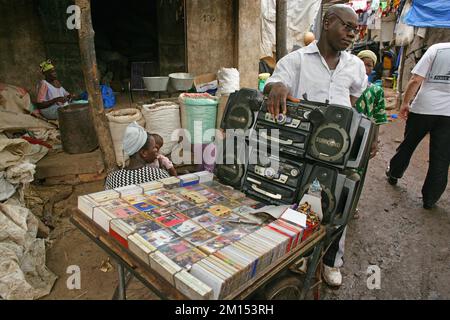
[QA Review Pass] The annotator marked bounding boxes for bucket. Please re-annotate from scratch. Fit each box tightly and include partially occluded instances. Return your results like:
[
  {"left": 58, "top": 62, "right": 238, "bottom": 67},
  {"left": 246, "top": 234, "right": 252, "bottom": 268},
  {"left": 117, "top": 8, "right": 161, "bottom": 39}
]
[
  {"left": 58, "top": 103, "right": 98, "bottom": 154},
  {"left": 142, "top": 77, "right": 170, "bottom": 92}
]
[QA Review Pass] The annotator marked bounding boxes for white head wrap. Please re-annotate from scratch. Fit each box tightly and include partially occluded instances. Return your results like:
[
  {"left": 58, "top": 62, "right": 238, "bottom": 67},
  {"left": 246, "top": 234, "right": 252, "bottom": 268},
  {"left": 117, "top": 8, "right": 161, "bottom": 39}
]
[
  {"left": 122, "top": 122, "right": 148, "bottom": 156},
  {"left": 357, "top": 50, "right": 377, "bottom": 65}
]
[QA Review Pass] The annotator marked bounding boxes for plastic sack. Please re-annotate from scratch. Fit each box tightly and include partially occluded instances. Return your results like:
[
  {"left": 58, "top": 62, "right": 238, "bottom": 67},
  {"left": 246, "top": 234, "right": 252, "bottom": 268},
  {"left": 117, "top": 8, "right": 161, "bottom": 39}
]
[
  {"left": 79, "top": 84, "right": 116, "bottom": 109},
  {"left": 142, "top": 102, "right": 181, "bottom": 156},
  {"left": 106, "top": 108, "right": 145, "bottom": 166},
  {"left": 217, "top": 68, "right": 240, "bottom": 96},
  {"left": 178, "top": 93, "right": 219, "bottom": 144},
  {"left": 100, "top": 85, "right": 116, "bottom": 109},
  {"left": 395, "top": 2, "right": 414, "bottom": 46}
]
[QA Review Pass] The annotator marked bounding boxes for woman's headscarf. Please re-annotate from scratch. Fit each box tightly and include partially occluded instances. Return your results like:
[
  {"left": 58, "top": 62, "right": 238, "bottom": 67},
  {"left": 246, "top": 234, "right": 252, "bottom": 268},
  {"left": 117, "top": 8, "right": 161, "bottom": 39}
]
[
  {"left": 357, "top": 50, "right": 377, "bottom": 65},
  {"left": 122, "top": 122, "right": 148, "bottom": 156},
  {"left": 39, "top": 60, "right": 55, "bottom": 73}
]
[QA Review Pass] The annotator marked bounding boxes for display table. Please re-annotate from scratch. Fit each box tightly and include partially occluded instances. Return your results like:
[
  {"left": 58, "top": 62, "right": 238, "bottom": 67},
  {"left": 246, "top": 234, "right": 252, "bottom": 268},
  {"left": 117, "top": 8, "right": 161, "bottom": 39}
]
[{"left": 71, "top": 209, "right": 326, "bottom": 300}]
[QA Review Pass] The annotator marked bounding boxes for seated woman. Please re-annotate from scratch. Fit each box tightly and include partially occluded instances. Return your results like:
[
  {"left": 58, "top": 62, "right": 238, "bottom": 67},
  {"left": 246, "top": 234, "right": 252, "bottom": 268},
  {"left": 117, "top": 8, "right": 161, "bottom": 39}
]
[
  {"left": 105, "top": 122, "right": 170, "bottom": 189},
  {"left": 35, "top": 60, "right": 75, "bottom": 120},
  {"left": 355, "top": 50, "right": 389, "bottom": 158}
]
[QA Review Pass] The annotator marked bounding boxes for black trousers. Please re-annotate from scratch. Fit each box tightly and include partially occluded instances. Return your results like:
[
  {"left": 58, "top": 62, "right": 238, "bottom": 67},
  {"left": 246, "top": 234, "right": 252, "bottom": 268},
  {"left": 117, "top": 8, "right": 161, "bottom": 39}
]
[{"left": 389, "top": 112, "right": 450, "bottom": 205}]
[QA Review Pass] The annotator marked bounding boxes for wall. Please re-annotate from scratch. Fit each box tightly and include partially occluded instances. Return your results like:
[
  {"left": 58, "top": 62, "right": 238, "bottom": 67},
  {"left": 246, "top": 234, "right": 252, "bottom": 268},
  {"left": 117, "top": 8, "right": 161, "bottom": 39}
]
[
  {"left": 186, "top": 0, "right": 235, "bottom": 76},
  {"left": 0, "top": 0, "right": 47, "bottom": 94},
  {"left": 157, "top": 0, "right": 186, "bottom": 75},
  {"left": 186, "top": 0, "right": 260, "bottom": 89},
  {"left": 38, "top": 0, "right": 84, "bottom": 94},
  {"left": 237, "top": 0, "right": 261, "bottom": 88}
]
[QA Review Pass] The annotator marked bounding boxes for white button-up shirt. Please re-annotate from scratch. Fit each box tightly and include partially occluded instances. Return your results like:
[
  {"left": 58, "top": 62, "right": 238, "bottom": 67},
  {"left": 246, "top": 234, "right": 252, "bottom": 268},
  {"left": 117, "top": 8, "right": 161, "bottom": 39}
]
[{"left": 265, "top": 41, "right": 367, "bottom": 107}]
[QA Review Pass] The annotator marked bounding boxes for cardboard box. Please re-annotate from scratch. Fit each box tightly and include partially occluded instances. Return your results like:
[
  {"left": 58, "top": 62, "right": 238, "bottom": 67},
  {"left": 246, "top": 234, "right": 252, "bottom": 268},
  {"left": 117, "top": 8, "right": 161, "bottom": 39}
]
[{"left": 194, "top": 73, "right": 218, "bottom": 93}]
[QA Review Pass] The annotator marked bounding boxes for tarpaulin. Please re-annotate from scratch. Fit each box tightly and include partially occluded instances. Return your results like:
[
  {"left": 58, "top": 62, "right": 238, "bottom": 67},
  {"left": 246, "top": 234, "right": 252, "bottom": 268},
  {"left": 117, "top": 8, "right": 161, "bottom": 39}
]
[
  {"left": 0, "top": 199, "right": 57, "bottom": 300},
  {"left": 404, "top": 0, "right": 450, "bottom": 28}
]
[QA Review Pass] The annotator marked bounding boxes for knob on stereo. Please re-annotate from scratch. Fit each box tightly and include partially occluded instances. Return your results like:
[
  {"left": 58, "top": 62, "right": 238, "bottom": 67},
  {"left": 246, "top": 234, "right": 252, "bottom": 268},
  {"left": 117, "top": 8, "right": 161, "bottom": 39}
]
[
  {"left": 303, "top": 111, "right": 311, "bottom": 120},
  {"left": 276, "top": 113, "right": 287, "bottom": 124},
  {"left": 265, "top": 167, "right": 277, "bottom": 178}
]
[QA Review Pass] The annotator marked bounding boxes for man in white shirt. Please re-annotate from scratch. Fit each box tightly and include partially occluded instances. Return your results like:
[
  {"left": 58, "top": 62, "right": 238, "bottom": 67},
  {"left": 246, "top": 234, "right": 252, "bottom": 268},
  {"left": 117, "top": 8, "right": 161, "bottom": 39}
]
[
  {"left": 386, "top": 43, "right": 450, "bottom": 210},
  {"left": 264, "top": 4, "right": 366, "bottom": 287}
]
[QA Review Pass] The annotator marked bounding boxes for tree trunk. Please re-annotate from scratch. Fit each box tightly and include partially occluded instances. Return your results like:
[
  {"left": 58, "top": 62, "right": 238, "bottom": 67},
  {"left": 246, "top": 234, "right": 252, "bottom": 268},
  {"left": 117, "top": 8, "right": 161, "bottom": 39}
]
[
  {"left": 75, "top": 0, "right": 117, "bottom": 173},
  {"left": 276, "top": 0, "right": 288, "bottom": 61}
]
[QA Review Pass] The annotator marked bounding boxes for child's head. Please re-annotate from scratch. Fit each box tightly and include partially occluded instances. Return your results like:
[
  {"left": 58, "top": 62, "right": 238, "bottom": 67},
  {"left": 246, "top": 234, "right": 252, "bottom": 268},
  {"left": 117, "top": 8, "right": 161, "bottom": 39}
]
[{"left": 151, "top": 133, "right": 164, "bottom": 151}]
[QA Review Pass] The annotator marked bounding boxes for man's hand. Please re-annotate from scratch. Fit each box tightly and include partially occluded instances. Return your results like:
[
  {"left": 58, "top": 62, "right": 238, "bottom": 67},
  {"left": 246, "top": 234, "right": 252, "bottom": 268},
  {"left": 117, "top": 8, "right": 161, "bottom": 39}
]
[
  {"left": 399, "top": 102, "right": 410, "bottom": 120},
  {"left": 399, "top": 74, "right": 424, "bottom": 120},
  {"left": 265, "top": 82, "right": 289, "bottom": 118}
]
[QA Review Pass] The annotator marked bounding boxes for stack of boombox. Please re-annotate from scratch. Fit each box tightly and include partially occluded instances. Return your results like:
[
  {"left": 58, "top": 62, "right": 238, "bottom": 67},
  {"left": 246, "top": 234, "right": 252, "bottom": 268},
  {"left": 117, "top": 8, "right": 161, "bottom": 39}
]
[{"left": 215, "top": 89, "right": 375, "bottom": 225}]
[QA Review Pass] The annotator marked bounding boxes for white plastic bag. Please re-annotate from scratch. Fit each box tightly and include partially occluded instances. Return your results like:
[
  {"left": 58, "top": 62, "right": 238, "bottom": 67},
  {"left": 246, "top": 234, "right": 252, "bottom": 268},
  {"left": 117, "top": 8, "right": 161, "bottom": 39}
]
[
  {"left": 217, "top": 68, "right": 240, "bottom": 96},
  {"left": 395, "top": 2, "right": 414, "bottom": 46}
]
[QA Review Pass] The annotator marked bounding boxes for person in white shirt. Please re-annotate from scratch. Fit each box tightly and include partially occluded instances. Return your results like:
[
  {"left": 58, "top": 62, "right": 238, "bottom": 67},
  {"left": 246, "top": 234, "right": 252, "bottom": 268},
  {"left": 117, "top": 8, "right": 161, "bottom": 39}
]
[
  {"left": 264, "top": 4, "right": 366, "bottom": 287},
  {"left": 386, "top": 43, "right": 450, "bottom": 210}
]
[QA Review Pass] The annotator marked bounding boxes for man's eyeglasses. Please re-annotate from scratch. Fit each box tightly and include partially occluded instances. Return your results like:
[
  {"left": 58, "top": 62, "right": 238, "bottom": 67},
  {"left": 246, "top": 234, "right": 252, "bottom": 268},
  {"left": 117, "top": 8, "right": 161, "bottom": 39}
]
[{"left": 331, "top": 14, "right": 359, "bottom": 34}]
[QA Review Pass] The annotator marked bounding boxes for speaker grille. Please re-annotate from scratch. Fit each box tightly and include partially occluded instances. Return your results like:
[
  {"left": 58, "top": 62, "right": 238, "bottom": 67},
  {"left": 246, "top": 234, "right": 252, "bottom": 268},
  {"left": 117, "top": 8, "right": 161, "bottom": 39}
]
[
  {"left": 308, "top": 123, "right": 350, "bottom": 163},
  {"left": 225, "top": 103, "right": 254, "bottom": 130}
]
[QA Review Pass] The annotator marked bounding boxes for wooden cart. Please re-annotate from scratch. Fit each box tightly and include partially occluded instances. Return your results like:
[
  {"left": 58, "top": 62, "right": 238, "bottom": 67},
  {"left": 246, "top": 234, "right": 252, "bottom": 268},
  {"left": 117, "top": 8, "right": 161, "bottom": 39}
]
[{"left": 71, "top": 209, "right": 327, "bottom": 300}]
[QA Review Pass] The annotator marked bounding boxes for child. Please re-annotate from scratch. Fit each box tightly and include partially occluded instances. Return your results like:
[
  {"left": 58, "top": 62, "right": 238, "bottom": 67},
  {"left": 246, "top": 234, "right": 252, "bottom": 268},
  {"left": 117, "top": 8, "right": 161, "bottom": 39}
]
[{"left": 149, "top": 134, "right": 177, "bottom": 176}]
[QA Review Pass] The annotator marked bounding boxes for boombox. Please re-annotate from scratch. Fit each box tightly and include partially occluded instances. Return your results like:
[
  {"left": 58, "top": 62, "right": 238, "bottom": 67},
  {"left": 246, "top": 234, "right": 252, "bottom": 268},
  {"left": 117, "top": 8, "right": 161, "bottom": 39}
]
[
  {"left": 251, "top": 99, "right": 374, "bottom": 170},
  {"left": 217, "top": 89, "right": 374, "bottom": 226},
  {"left": 220, "top": 88, "right": 264, "bottom": 132}
]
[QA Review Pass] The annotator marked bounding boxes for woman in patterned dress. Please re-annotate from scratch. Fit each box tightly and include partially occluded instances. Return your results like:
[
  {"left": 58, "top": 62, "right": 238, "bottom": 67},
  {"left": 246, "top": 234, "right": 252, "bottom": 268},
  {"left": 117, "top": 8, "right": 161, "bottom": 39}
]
[{"left": 355, "top": 50, "right": 389, "bottom": 158}]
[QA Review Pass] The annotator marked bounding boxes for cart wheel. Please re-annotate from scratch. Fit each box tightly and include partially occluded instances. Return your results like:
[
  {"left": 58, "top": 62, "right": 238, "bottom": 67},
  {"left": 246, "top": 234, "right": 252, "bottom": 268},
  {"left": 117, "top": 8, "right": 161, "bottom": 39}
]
[{"left": 262, "top": 275, "right": 303, "bottom": 300}]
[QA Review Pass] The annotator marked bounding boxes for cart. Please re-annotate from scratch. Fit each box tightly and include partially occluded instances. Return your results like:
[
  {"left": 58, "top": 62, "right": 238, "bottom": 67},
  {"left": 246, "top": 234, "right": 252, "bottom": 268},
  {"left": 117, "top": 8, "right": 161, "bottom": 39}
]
[{"left": 71, "top": 209, "right": 327, "bottom": 300}]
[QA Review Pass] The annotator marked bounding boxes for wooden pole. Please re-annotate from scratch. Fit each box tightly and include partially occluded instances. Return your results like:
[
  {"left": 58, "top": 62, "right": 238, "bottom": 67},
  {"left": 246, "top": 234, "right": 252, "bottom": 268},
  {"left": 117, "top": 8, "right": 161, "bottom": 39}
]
[
  {"left": 276, "top": 0, "right": 288, "bottom": 61},
  {"left": 396, "top": 45, "right": 407, "bottom": 111},
  {"left": 76, "top": 0, "right": 117, "bottom": 173}
]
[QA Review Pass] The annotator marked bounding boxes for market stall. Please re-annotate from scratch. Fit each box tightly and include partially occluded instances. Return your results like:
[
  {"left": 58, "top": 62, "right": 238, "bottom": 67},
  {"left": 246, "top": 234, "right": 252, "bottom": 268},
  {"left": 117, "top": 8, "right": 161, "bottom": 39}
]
[{"left": 73, "top": 173, "right": 327, "bottom": 300}]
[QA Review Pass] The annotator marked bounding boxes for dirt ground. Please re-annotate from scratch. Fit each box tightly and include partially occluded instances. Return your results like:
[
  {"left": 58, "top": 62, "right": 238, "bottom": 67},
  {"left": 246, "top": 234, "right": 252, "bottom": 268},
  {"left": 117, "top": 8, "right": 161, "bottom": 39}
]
[
  {"left": 322, "top": 118, "right": 450, "bottom": 300},
  {"left": 40, "top": 91, "right": 449, "bottom": 300}
]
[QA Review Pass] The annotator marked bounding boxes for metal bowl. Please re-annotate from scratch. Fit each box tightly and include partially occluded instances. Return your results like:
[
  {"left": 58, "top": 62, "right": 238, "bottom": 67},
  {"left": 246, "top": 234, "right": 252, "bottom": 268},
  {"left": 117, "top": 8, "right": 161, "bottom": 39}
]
[
  {"left": 169, "top": 73, "right": 195, "bottom": 91},
  {"left": 142, "top": 76, "right": 169, "bottom": 92}
]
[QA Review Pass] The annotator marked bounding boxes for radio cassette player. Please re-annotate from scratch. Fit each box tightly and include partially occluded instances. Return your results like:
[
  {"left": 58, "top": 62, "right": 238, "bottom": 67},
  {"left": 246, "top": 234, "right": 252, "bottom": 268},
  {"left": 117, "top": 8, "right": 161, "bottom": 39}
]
[
  {"left": 242, "top": 152, "right": 306, "bottom": 205},
  {"left": 249, "top": 100, "right": 315, "bottom": 159},
  {"left": 251, "top": 99, "right": 374, "bottom": 170},
  {"left": 258, "top": 101, "right": 314, "bottom": 132},
  {"left": 246, "top": 152, "right": 305, "bottom": 189}
]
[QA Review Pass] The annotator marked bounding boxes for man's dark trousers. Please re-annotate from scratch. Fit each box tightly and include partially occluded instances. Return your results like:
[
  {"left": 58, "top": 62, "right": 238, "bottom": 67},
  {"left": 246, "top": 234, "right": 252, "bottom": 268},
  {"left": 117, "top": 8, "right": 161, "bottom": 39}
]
[{"left": 389, "top": 112, "right": 450, "bottom": 205}]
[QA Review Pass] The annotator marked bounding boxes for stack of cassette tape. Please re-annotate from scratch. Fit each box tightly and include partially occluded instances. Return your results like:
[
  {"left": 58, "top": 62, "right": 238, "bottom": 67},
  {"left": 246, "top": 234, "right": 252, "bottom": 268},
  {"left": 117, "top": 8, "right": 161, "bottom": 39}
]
[
  {"left": 217, "top": 89, "right": 375, "bottom": 225},
  {"left": 78, "top": 171, "right": 321, "bottom": 300}
]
